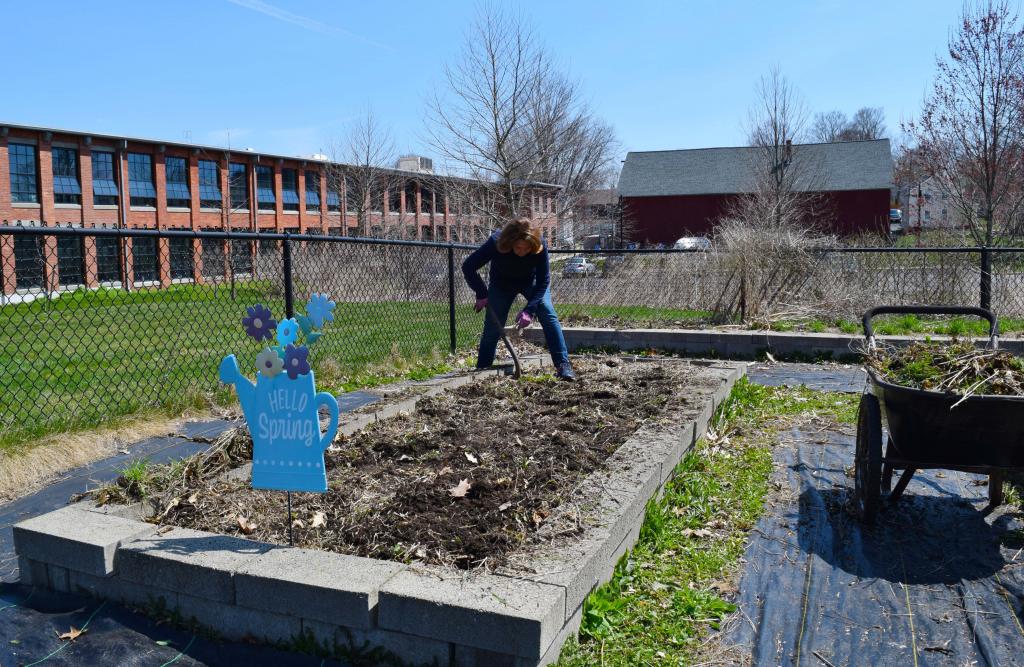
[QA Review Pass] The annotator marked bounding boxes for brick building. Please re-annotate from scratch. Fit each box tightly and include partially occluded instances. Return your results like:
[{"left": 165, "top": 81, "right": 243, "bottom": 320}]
[
  {"left": 618, "top": 139, "right": 893, "bottom": 243},
  {"left": 0, "top": 123, "right": 558, "bottom": 295}
]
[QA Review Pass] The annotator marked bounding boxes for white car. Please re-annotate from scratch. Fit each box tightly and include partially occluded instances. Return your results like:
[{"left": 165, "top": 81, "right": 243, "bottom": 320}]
[
  {"left": 672, "top": 236, "right": 712, "bottom": 251},
  {"left": 561, "top": 256, "right": 597, "bottom": 276}
]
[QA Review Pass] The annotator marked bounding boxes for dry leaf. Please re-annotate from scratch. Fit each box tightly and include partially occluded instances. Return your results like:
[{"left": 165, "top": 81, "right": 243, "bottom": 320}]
[
  {"left": 765, "top": 352, "right": 777, "bottom": 364},
  {"left": 291, "top": 519, "right": 305, "bottom": 529},
  {"left": 236, "top": 515, "right": 257, "bottom": 535},
  {"left": 465, "top": 452, "right": 479, "bottom": 464},
  {"left": 187, "top": 493, "right": 198, "bottom": 505},
  {"left": 681, "top": 528, "right": 714, "bottom": 539},
  {"left": 498, "top": 501, "right": 512, "bottom": 512},
  {"left": 438, "top": 465, "right": 453, "bottom": 475},
  {"left": 58, "top": 626, "right": 86, "bottom": 641},
  {"left": 532, "top": 508, "right": 550, "bottom": 527},
  {"left": 311, "top": 511, "right": 326, "bottom": 529},
  {"left": 449, "top": 479, "right": 472, "bottom": 498}
]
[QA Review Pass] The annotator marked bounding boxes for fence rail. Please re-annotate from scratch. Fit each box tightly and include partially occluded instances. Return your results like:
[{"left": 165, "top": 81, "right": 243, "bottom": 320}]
[{"left": 2, "top": 225, "right": 1024, "bottom": 447}]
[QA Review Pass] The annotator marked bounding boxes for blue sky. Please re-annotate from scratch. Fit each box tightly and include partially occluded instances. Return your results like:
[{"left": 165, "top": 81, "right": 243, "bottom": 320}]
[{"left": 4, "top": 0, "right": 960, "bottom": 168}]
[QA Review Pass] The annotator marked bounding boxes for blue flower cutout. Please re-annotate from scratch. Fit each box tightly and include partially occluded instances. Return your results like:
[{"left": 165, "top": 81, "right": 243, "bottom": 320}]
[
  {"left": 305, "top": 293, "right": 336, "bottom": 329},
  {"left": 242, "top": 304, "right": 276, "bottom": 342},
  {"left": 276, "top": 318, "right": 299, "bottom": 347},
  {"left": 283, "top": 344, "right": 310, "bottom": 379}
]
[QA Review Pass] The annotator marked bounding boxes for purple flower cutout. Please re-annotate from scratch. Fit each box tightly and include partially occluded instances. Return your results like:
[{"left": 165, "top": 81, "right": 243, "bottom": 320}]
[
  {"left": 283, "top": 344, "right": 311, "bottom": 379},
  {"left": 242, "top": 304, "right": 276, "bottom": 342}
]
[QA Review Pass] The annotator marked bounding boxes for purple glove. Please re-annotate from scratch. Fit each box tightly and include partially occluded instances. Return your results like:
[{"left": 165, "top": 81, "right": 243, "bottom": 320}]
[
  {"left": 515, "top": 310, "right": 533, "bottom": 328},
  {"left": 474, "top": 298, "right": 488, "bottom": 313}
]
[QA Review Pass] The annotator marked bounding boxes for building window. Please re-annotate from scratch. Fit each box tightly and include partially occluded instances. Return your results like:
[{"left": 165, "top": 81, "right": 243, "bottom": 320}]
[
  {"left": 404, "top": 183, "right": 418, "bottom": 214},
  {"left": 344, "top": 176, "right": 358, "bottom": 213},
  {"left": 57, "top": 235, "right": 85, "bottom": 285},
  {"left": 13, "top": 235, "right": 44, "bottom": 288},
  {"left": 256, "top": 165, "right": 275, "bottom": 212},
  {"left": 9, "top": 143, "right": 39, "bottom": 204},
  {"left": 387, "top": 186, "right": 402, "bottom": 214},
  {"left": 132, "top": 236, "right": 159, "bottom": 283},
  {"left": 229, "top": 162, "right": 248, "bottom": 210},
  {"left": 281, "top": 168, "right": 299, "bottom": 211},
  {"left": 420, "top": 186, "right": 433, "bottom": 214},
  {"left": 165, "top": 156, "right": 190, "bottom": 208},
  {"left": 95, "top": 236, "right": 122, "bottom": 282},
  {"left": 199, "top": 160, "right": 223, "bottom": 209},
  {"left": 92, "top": 151, "right": 119, "bottom": 206},
  {"left": 326, "top": 183, "right": 341, "bottom": 213},
  {"left": 305, "top": 170, "right": 321, "bottom": 212},
  {"left": 128, "top": 153, "right": 157, "bottom": 207},
  {"left": 52, "top": 147, "right": 82, "bottom": 205},
  {"left": 169, "top": 236, "right": 194, "bottom": 279}
]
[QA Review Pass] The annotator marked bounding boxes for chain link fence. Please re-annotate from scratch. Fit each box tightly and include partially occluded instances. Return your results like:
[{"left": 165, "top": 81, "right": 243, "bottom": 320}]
[{"left": 2, "top": 225, "right": 1024, "bottom": 447}]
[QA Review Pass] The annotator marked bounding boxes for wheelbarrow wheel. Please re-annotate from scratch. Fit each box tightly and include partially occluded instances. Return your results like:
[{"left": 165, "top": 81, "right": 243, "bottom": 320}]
[{"left": 855, "top": 393, "right": 883, "bottom": 524}]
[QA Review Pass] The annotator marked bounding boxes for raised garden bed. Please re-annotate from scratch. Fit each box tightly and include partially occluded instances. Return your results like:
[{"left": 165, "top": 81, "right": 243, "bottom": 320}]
[{"left": 14, "top": 356, "right": 743, "bottom": 666}]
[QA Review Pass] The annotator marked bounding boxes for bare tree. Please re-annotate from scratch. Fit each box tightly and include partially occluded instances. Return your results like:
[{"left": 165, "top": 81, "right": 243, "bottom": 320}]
[
  {"left": 840, "top": 107, "right": 887, "bottom": 141},
  {"left": 712, "top": 67, "right": 835, "bottom": 322},
  {"left": 429, "top": 6, "right": 596, "bottom": 233},
  {"left": 325, "top": 109, "right": 400, "bottom": 237},
  {"left": 906, "top": 0, "right": 1024, "bottom": 247},
  {"left": 811, "top": 110, "right": 848, "bottom": 143}
]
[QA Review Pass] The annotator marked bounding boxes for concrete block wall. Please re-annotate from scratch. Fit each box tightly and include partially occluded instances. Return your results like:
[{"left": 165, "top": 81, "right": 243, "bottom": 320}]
[
  {"left": 521, "top": 327, "right": 1024, "bottom": 360},
  {"left": 13, "top": 361, "right": 744, "bottom": 667}
]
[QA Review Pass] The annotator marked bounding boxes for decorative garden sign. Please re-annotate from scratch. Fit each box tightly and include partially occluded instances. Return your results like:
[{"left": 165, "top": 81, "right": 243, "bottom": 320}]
[{"left": 219, "top": 295, "right": 339, "bottom": 493}]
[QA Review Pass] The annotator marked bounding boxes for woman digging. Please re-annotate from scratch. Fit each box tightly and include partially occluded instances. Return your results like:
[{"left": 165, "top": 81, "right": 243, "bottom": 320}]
[{"left": 462, "top": 218, "right": 576, "bottom": 381}]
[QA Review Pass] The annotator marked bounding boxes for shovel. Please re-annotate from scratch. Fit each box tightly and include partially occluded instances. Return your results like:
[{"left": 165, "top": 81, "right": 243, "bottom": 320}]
[{"left": 484, "top": 304, "right": 522, "bottom": 379}]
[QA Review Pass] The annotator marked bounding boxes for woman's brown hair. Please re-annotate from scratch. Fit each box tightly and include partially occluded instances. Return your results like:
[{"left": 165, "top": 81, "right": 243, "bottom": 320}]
[{"left": 495, "top": 218, "right": 543, "bottom": 254}]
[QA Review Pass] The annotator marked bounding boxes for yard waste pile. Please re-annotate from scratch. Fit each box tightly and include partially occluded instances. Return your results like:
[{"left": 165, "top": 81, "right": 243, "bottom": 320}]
[{"left": 865, "top": 340, "right": 1024, "bottom": 397}]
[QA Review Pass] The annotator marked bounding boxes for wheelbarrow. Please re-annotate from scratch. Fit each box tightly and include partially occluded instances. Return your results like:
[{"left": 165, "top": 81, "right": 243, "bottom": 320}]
[{"left": 854, "top": 305, "right": 1024, "bottom": 523}]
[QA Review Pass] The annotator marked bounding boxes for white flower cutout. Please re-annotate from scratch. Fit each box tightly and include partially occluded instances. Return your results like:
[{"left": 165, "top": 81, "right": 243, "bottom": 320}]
[{"left": 256, "top": 347, "right": 284, "bottom": 378}]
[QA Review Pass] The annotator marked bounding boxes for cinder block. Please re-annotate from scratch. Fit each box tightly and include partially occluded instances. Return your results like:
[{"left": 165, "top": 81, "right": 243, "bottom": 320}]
[
  {"left": 378, "top": 565, "right": 565, "bottom": 659},
  {"left": 174, "top": 592, "right": 301, "bottom": 643},
  {"left": 48, "top": 564, "right": 70, "bottom": 592},
  {"left": 235, "top": 546, "right": 404, "bottom": 629},
  {"left": 455, "top": 599, "right": 584, "bottom": 667},
  {"left": 302, "top": 620, "right": 453, "bottom": 667},
  {"left": 533, "top": 600, "right": 584, "bottom": 667},
  {"left": 68, "top": 568, "right": 175, "bottom": 609},
  {"left": 18, "top": 556, "right": 47, "bottom": 587},
  {"left": 117, "top": 527, "right": 271, "bottom": 603},
  {"left": 495, "top": 527, "right": 610, "bottom": 624},
  {"left": 13, "top": 504, "right": 156, "bottom": 576}
]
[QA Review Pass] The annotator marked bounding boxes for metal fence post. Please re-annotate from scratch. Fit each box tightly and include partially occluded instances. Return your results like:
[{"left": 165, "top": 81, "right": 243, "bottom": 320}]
[
  {"left": 980, "top": 246, "right": 992, "bottom": 311},
  {"left": 447, "top": 244, "right": 457, "bottom": 355},
  {"left": 283, "top": 234, "right": 294, "bottom": 318}
]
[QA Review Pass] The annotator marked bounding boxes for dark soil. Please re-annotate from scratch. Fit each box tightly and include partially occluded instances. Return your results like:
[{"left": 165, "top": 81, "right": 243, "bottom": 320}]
[{"left": 147, "top": 357, "right": 702, "bottom": 569}]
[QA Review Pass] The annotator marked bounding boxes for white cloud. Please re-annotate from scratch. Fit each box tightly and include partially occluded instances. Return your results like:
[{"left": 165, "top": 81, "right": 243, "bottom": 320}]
[{"left": 224, "top": 0, "right": 389, "bottom": 50}]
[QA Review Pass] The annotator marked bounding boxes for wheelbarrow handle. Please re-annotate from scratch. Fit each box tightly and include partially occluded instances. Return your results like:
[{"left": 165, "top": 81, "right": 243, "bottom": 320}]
[{"left": 863, "top": 305, "right": 1000, "bottom": 350}]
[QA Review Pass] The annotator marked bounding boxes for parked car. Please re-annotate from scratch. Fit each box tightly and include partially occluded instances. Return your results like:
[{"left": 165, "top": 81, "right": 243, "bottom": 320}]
[
  {"left": 672, "top": 236, "right": 712, "bottom": 251},
  {"left": 562, "top": 256, "right": 597, "bottom": 277}
]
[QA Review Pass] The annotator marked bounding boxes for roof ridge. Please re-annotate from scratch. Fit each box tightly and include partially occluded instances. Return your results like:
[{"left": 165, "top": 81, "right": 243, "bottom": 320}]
[{"left": 625, "top": 138, "right": 890, "bottom": 155}]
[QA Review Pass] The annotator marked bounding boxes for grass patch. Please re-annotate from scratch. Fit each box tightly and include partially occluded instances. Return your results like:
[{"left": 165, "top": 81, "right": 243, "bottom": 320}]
[
  {"left": 561, "top": 304, "right": 714, "bottom": 327},
  {"left": 556, "top": 379, "right": 857, "bottom": 666},
  {"left": 0, "top": 282, "right": 482, "bottom": 450}
]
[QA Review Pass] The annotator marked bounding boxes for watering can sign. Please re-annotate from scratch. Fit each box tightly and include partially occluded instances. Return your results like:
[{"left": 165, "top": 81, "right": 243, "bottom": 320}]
[
  {"left": 219, "top": 299, "right": 339, "bottom": 493},
  {"left": 220, "top": 356, "right": 338, "bottom": 492}
]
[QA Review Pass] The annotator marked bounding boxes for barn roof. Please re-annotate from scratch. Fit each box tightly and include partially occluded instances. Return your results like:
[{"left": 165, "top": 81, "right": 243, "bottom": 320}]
[{"left": 618, "top": 139, "right": 892, "bottom": 197}]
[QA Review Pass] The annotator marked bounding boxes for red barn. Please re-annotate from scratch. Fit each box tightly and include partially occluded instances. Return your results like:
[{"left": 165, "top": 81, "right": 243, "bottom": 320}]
[{"left": 618, "top": 139, "right": 893, "bottom": 243}]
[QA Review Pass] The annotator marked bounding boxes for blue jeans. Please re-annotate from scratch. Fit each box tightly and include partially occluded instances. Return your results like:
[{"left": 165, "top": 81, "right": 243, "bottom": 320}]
[{"left": 477, "top": 283, "right": 569, "bottom": 369}]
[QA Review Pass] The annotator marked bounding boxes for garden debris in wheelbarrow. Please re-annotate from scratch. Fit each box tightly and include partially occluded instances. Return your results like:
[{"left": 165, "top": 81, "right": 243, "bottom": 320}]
[{"left": 865, "top": 339, "right": 1024, "bottom": 397}]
